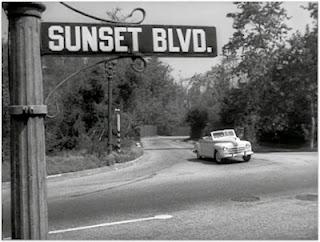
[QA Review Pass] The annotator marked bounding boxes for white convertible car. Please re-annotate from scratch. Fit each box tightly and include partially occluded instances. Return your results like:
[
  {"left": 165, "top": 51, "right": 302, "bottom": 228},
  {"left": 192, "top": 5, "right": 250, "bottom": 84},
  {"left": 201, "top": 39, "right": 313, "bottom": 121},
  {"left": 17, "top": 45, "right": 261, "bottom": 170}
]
[{"left": 193, "top": 129, "right": 253, "bottom": 163}]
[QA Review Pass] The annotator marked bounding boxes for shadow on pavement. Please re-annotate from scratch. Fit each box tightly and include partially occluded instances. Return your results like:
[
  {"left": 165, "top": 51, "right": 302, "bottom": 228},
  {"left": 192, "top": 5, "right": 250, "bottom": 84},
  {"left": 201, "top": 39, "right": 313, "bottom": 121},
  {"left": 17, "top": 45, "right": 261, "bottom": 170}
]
[{"left": 187, "top": 157, "right": 245, "bottom": 165}]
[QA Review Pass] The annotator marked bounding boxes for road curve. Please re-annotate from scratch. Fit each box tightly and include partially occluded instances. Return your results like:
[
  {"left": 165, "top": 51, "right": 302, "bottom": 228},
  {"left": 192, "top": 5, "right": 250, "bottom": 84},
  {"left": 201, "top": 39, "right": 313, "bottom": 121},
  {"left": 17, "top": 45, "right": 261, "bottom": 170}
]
[{"left": 2, "top": 136, "right": 318, "bottom": 239}]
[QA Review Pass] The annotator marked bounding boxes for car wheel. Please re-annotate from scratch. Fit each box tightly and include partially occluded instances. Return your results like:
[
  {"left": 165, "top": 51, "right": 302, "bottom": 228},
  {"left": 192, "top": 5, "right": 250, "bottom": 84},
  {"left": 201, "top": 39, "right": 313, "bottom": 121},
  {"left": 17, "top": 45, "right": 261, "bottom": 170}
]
[
  {"left": 214, "top": 150, "right": 223, "bottom": 163},
  {"left": 243, "top": 155, "right": 251, "bottom": 162}
]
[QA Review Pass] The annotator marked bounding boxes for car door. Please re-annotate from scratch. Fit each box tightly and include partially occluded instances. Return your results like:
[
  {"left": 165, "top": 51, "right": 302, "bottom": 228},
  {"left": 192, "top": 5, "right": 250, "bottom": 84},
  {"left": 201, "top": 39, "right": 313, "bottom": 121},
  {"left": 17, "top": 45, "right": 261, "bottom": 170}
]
[
  {"left": 200, "top": 139, "right": 213, "bottom": 158},
  {"left": 198, "top": 139, "right": 206, "bottom": 157}
]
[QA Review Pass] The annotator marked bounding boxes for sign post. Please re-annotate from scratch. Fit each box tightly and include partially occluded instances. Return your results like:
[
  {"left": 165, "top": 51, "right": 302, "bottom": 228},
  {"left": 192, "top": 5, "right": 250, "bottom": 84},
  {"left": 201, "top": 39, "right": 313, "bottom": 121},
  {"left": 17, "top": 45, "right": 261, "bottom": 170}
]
[{"left": 5, "top": 2, "right": 48, "bottom": 239}]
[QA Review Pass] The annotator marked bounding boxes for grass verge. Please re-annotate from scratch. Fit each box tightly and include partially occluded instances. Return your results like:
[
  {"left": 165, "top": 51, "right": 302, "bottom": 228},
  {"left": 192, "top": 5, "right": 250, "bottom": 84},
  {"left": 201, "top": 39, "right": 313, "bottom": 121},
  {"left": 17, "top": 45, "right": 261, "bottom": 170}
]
[{"left": 2, "top": 144, "right": 143, "bottom": 182}]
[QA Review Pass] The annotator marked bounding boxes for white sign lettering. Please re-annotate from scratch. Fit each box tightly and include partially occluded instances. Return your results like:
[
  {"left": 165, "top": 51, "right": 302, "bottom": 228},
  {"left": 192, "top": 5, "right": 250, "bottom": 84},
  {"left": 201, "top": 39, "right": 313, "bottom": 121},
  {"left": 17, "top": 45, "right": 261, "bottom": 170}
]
[
  {"left": 47, "top": 25, "right": 143, "bottom": 53},
  {"left": 151, "top": 28, "right": 208, "bottom": 53},
  {"left": 42, "top": 23, "right": 217, "bottom": 57}
]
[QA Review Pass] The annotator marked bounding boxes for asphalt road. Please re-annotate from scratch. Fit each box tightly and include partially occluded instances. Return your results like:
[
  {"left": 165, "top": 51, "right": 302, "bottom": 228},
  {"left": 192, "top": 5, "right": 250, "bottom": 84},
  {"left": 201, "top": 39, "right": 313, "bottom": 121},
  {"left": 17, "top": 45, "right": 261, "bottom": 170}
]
[{"left": 2, "top": 136, "right": 318, "bottom": 239}]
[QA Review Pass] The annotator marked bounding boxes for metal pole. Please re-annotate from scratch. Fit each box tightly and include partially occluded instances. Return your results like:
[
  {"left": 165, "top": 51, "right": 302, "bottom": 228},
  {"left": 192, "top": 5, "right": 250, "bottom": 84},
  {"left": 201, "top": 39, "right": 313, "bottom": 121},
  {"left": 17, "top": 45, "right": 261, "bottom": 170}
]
[
  {"left": 5, "top": 2, "right": 48, "bottom": 239},
  {"left": 115, "top": 108, "right": 121, "bottom": 153}
]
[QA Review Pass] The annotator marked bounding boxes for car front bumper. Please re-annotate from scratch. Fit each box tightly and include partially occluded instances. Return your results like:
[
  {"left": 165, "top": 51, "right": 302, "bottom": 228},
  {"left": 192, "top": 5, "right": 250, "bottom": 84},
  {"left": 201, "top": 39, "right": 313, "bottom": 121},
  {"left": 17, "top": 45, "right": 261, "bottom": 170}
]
[{"left": 221, "top": 151, "right": 253, "bottom": 158}]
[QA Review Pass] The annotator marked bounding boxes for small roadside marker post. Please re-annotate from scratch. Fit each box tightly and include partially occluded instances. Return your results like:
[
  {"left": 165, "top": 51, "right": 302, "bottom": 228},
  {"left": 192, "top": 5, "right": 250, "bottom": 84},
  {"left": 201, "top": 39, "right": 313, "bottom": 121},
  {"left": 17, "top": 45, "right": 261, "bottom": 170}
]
[{"left": 115, "top": 108, "right": 121, "bottom": 153}]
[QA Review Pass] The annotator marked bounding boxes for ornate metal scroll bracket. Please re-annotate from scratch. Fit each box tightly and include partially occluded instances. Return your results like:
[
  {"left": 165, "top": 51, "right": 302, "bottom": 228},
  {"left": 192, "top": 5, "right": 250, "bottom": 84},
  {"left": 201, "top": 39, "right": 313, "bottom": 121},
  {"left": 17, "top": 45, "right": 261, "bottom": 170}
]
[
  {"left": 45, "top": 55, "right": 147, "bottom": 119},
  {"left": 60, "top": 2, "right": 146, "bottom": 25}
]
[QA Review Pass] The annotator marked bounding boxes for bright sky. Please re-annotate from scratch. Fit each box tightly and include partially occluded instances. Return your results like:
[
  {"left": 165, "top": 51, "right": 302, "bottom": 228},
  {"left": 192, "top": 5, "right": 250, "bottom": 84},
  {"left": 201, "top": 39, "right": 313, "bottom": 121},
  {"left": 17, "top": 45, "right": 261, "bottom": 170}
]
[{"left": 1, "top": 1, "right": 314, "bottom": 79}]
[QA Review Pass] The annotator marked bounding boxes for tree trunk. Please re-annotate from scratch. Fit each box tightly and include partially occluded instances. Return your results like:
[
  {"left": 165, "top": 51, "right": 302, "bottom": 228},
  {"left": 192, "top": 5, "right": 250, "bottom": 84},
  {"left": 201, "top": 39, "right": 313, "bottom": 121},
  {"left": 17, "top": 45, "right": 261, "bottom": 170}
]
[
  {"left": 244, "top": 123, "right": 257, "bottom": 147},
  {"left": 243, "top": 114, "right": 258, "bottom": 148},
  {"left": 310, "top": 101, "right": 315, "bottom": 149}
]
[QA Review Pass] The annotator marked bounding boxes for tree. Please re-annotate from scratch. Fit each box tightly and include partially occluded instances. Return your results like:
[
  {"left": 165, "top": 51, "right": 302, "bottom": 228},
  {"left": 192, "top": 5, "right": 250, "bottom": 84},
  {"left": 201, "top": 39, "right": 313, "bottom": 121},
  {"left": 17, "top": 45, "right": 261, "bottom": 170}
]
[
  {"left": 45, "top": 64, "right": 108, "bottom": 153},
  {"left": 222, "top": 2, "right": 291, "bottom": 145},
  {"left": 186, "top": 107, "right": 208, "bottom": 139},
  {"left": 185, "top": 59, "right": 233, "bottom": 134},
  {"left": 44, "top": 54, "right": 188, "bottom": 153},
  {"left": 128, "top": 57, "right": 187, "bottom": 135},
  {"left": 280, "top": 3, "right": 318, "bottom": 148}
]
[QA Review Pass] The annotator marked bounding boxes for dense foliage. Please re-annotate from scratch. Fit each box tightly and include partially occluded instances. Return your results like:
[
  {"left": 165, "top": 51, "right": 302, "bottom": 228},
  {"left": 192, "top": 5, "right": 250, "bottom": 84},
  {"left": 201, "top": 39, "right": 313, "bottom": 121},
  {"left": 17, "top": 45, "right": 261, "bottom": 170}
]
[
  {"left": 42, "top": 56, "right": 188, "bottom": 154},
  {"left": 185, "top": 2, "right": 317, "bottom": 147}
]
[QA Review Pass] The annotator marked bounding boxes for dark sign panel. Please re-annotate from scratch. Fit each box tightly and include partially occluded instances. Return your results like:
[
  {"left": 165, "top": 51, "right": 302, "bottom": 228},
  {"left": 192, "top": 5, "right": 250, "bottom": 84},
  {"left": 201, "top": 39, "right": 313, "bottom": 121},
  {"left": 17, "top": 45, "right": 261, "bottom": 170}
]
[{"left": 41, "top": 22, "right": 217, "bottom": 57}]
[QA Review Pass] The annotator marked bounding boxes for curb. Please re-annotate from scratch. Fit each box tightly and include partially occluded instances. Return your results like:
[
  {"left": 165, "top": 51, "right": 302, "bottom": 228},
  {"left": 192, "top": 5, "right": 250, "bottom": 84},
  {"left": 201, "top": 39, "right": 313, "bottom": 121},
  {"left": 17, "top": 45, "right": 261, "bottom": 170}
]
[
  {"left": 47, "top": 153, "right": 145, "bottom": 179},
  {"left": 1, "top": 153, "right": 145, "bottom": 188}
]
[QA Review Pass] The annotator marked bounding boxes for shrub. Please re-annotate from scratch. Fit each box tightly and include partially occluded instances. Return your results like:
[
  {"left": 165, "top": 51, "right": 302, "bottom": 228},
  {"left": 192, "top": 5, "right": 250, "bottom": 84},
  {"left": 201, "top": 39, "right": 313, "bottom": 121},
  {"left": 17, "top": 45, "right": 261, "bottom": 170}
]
[{"left": 186, "top": 107, "right": 208, "bottom": 139}]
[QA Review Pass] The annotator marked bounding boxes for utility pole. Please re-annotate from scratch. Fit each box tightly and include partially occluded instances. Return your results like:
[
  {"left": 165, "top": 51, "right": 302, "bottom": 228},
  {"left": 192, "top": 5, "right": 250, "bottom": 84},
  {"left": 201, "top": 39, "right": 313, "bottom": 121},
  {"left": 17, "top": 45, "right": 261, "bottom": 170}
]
[
  {"left": 106, "top": 61, "right": 116, "bottom": 154},
  {"left": 5, "top": 2, "right": 48, "bottom": 239}
]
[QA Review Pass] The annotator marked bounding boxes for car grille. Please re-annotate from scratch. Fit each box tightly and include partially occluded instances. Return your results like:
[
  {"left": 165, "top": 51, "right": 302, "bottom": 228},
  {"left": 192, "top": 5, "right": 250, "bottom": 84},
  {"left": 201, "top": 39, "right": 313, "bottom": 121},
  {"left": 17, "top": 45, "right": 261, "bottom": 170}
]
[{"left": 228, "top": 147, "right": 246, "bottom": 153}]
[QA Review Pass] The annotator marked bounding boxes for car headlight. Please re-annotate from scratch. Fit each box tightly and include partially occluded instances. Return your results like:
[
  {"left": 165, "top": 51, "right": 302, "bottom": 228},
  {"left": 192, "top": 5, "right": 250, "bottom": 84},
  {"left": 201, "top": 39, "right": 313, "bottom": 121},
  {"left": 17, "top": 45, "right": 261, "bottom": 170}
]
[
  {"left": 223, "top": 147, "right": 228, "bottom": 151},
  {"left": 246, "top": 143, "right": 251, "bottom": 149}
]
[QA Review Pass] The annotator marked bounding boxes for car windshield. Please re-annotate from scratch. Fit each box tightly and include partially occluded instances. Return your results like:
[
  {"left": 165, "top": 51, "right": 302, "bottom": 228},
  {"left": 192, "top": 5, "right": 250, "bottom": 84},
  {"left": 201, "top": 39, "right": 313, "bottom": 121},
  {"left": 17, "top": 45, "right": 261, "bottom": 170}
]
[
  {"left": 211, "top": 130, "right": 235, "bottom": 139},
  {"left": 225, "top": 130, "right": 235, "bottom": 136},
  {"left": 212, "top": 132, "right": 225, "bottom": 138}
]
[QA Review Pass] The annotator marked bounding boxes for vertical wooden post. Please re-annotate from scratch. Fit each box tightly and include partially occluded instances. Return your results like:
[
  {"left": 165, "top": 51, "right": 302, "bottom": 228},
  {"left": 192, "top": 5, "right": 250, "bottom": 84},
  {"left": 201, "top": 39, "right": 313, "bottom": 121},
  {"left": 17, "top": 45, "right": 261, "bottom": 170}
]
[
  {"left": 115, "top": 108, "right": 121, "bottom": 153},
  {"left": 5, "top": 2, "right": 48, "bottom": 239},
  {"left": 106, "top": 61, "right": 116, "bottom": 154}
]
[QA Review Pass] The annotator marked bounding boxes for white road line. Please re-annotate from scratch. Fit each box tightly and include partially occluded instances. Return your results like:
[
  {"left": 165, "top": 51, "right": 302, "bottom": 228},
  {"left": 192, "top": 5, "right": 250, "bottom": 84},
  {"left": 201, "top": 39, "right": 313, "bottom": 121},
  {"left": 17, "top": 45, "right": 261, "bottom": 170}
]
[
  {"left": 3, "top": 215, "right": 173, "bottom": 239},
  {"left": 2, "top": 215, "right": 173, "bottom": 239},
  {"left": 49, "top": 214, "right": 173, "bottom": 234},
  {"left": 47, "top": 174, "right": 62, "bottom": 178}
]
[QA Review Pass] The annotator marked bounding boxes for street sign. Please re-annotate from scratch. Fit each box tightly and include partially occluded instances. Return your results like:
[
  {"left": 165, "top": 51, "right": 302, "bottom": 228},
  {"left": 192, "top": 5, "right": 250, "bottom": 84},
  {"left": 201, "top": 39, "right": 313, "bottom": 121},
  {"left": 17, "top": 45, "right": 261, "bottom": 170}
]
[{"left": 41, "top": 23, "right": 217, "bottom": 57}]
